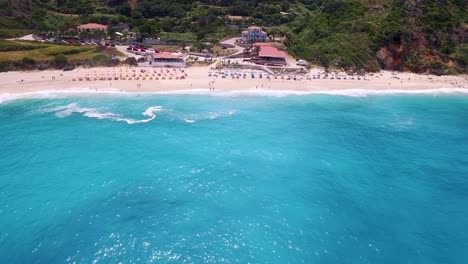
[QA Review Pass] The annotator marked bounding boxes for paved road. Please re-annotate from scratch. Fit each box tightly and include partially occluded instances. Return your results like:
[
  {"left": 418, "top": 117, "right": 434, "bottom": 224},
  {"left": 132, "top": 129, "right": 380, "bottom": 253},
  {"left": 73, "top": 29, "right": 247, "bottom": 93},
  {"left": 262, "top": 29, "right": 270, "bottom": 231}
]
[
  {"left": 219, "top": 37, "right": 245, "bottom": 57},
  {"left": 115, "top": 45, "right": 147, "bottom": 61},
  {"left": 7, "top": 34, "right": 35, "bottom": 41}
]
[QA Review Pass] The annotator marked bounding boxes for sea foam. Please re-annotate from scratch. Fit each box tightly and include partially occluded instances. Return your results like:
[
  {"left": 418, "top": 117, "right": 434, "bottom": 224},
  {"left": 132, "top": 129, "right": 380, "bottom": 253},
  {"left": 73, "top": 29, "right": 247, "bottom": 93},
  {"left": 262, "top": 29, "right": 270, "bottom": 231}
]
[
  {"left": 45, "top": 103, "right": 162, "bottom": 124},
  {"left": 209, "top": 88, "right": 468, "bottom": 97},
  {"left": 1, "top": 87, "right": 468, "bottom": 104},
  {"left": 178, "top": 110, "right": 236, "bottom": 123}
]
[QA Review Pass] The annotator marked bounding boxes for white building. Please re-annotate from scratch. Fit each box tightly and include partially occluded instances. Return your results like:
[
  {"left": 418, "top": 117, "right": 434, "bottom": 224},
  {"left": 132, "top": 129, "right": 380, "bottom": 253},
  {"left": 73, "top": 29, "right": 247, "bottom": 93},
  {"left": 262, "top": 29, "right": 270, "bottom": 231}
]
[
  {"left": 77, "top": 23, "right": 108, "bottom": 34},
  {"left": 241, "top": 26, "right": 268, "bottom": 43}
]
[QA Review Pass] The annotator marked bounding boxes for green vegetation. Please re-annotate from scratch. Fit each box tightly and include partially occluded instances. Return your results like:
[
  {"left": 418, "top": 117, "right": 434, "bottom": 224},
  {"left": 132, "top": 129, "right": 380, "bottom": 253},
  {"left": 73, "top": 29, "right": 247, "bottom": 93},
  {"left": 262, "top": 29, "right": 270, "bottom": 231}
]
[
  {"left": 54, "top": 54, "right": 68, "bottom": 69},
  {"left": 124, "top": 57, "right": 137, "bottom": 66},
  {"left": 0, "top": 0, "right": 466, "bottom": 73},
  {"left": 0, "top": 40, "right": 122, "bottom": 70}
]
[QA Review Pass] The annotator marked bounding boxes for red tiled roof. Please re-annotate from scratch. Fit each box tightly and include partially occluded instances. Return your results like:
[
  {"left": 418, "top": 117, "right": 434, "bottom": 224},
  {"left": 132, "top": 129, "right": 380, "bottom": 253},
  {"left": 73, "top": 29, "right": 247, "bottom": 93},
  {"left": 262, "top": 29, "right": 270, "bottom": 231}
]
[
  {"left": 258, "top": 46, "right": 286, "bottom": 58},
  {"left": 77, "top": 23, "right": 107, "bottom": 29},
  {"left": 253, "top": 42, "right": 272, "bottom": 47},
  {"left": 248, "top": 26, "right": 262, "bottom": 29}
]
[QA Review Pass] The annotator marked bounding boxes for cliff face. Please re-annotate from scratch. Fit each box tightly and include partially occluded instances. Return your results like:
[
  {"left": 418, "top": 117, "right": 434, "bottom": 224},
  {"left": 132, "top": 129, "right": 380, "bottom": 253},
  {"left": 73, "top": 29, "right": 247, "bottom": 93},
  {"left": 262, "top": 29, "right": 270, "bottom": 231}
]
[
  {"left": 377, "top": 44, "right": 404, "bottom": 70},
  {"left": 373, "top": 0, "right": 467, "bottom": 74}
]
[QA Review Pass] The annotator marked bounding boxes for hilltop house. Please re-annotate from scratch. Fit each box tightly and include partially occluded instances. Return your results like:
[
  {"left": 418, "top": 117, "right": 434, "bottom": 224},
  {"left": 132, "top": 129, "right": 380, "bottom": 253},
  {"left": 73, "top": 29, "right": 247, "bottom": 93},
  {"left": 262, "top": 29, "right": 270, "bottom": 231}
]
[
  {"left": 77, "top": 23, "right": 108, "bottom": 34},
  {"left": 241, "top": 26, "right": 268, "bottom": 43}
]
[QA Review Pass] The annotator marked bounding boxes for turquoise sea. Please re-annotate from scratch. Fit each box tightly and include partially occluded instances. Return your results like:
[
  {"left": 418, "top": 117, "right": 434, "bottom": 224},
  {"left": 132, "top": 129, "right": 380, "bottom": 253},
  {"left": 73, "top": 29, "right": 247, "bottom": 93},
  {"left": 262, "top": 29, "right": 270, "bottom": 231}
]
[{"left": 1, "top": 93, "right": 468, "bottom": 263}]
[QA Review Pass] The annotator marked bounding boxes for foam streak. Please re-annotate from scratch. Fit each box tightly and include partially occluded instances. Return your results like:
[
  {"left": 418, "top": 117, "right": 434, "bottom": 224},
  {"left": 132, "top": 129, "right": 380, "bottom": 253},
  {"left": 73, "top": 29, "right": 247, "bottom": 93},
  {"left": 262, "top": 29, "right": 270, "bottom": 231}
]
[{"left": 46, "top": 103, "right": 162, "bottom": 124}]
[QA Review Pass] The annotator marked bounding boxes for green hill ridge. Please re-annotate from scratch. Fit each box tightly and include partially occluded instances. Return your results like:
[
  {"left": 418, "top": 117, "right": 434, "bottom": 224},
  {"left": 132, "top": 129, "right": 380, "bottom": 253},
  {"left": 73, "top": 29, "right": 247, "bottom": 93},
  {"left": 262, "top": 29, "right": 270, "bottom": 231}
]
[{"left": 0, "top": 0, "right": 467, "bottom": 74}]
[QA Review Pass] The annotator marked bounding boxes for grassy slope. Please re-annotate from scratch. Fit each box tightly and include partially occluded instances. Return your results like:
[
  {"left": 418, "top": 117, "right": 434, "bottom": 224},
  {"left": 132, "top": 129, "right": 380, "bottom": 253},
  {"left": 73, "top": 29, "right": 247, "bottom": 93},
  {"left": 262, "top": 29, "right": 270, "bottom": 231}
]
[
  {"left": 0, "top": 40, "right": 121, "bottom": 61},
  {"left": 0, "top": 39, "right": 123, "bottom": 71}
]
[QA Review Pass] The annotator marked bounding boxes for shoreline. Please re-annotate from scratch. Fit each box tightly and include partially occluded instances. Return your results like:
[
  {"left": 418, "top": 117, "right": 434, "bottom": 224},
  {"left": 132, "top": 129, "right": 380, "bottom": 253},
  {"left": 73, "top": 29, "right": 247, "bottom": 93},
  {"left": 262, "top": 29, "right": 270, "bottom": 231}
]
[
  {"left": 1, "top": 66, "right": 467, "bottom": 101},
  {"left": 2, "top": 87, "right": 468, "bottom": 104}
]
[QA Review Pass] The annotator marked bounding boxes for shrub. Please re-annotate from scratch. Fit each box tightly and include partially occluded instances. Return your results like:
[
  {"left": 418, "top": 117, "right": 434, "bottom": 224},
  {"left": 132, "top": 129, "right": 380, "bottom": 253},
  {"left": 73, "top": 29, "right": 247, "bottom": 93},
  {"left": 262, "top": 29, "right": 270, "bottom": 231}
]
[
  {"left": 21, "top": 57, "right": 36, "bottom": 69},
  {"left": 54, "top": 54, "right": 68, "bottom": 69},
  {"left": 124, "top": 57, "right": 137, "bottom": 66},
  {"left": 63, "top": 49, "right": 84, "bottom": 55},
  {"left": 0, "top": 62, "right": 10, "bottom": 72},
  {"left": 95, "top": 46, "right": 106, "bottom": 52},
  {"left": 92, "top": 55, "right": 119, "bottom": 66},
  {"left": 63, "top": 65, "right": 75, "bottom": 71},
  {"left": 428, "top": 60, "right": 446, "bottom": 75}
]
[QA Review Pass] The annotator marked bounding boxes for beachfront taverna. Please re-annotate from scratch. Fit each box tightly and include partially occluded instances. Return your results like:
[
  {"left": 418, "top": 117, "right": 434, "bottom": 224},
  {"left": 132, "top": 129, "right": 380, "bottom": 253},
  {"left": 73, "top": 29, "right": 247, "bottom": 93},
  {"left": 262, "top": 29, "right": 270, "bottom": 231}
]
[
  {"left": 242, "top": 26, "right": 268, "bottom": 42},
  {"left": 253, "top": 42, "right": 287, "bottom": 66},
  {"left": 151, "top": 52, "right": 186, "bottom": 67}
]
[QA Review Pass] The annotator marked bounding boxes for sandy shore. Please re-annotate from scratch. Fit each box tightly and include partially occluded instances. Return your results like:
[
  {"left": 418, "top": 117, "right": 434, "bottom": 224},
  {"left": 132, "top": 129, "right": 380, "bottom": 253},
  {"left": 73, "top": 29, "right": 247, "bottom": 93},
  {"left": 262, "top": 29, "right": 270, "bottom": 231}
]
[{"left": 1, "top": 66, "right": 467, "bottom": 96}]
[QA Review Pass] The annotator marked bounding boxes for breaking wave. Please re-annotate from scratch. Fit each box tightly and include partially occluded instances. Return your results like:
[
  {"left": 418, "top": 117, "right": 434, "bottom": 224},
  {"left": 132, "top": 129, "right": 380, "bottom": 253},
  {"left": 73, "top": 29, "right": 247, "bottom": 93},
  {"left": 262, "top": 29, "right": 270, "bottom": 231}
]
[
  {"left": 1, "top": 88, "right": 468, "bottom": 105},
  {"left": 45, "top": 103, "right": 162, "bottom": 124}
]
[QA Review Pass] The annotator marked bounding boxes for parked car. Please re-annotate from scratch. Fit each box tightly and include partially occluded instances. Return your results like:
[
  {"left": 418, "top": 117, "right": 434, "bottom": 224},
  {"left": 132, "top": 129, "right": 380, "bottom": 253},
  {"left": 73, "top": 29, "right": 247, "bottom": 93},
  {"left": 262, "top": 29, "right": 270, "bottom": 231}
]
[{"left": 297, "top": 59, "right": 307, "bottom": 66}]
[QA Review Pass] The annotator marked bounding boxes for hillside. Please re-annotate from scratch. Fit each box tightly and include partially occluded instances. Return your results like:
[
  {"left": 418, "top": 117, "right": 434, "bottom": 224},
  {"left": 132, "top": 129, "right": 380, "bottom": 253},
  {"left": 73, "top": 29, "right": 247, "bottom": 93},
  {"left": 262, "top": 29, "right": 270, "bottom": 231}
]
[{"left": 0, "top": 0, "right": 466, "bottom": 74}]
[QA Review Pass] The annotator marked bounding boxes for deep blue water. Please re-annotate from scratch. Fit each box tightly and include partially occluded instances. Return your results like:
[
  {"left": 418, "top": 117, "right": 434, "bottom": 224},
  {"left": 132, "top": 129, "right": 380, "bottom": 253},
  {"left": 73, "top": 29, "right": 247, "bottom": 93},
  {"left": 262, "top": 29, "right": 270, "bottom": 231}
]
[{"left": 1, "top": 94, "right": 468, "bottom": 263}]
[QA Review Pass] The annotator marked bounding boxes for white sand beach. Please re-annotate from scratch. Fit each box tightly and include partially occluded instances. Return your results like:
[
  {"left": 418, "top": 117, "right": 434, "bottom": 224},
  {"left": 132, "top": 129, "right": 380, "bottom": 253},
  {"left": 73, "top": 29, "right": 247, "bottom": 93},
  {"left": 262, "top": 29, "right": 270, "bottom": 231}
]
[{"left": 0, "top": 65, "right": 467, "bottom": 96}]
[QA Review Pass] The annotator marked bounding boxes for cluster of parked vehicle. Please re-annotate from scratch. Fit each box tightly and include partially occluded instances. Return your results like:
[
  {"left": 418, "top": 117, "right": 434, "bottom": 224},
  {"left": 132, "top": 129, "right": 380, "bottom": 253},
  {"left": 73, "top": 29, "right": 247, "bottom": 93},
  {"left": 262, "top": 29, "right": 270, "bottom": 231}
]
[
  {"left": 36, "top": 37, "right": 123, "bottom": 47},
  {"left": 126, "top": 45, "right": 160, "bottom": 55}
]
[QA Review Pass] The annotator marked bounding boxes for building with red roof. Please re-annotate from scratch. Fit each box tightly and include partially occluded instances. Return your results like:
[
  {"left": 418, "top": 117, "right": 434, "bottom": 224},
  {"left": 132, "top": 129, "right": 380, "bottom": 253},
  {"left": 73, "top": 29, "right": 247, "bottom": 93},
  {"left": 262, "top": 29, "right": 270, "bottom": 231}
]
[
  {"left": 255, "top": 43, "right": 287, "bottom": 66},
  {"left": 253, "top": 42, "right": 273, "bottom": 47},
  {"left": 151, "top": 52, "right": 185, "bottom": 67},
  {"left": 77, "top": 23, "right": 108, "bottom": 33}
]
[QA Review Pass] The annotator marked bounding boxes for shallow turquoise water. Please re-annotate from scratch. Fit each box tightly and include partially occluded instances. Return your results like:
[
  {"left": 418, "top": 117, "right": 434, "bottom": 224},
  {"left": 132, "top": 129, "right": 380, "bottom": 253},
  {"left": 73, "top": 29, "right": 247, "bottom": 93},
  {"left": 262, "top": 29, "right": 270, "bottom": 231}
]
[{"left": 1, "top": 94, "right": 468, "bottom": 263}]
